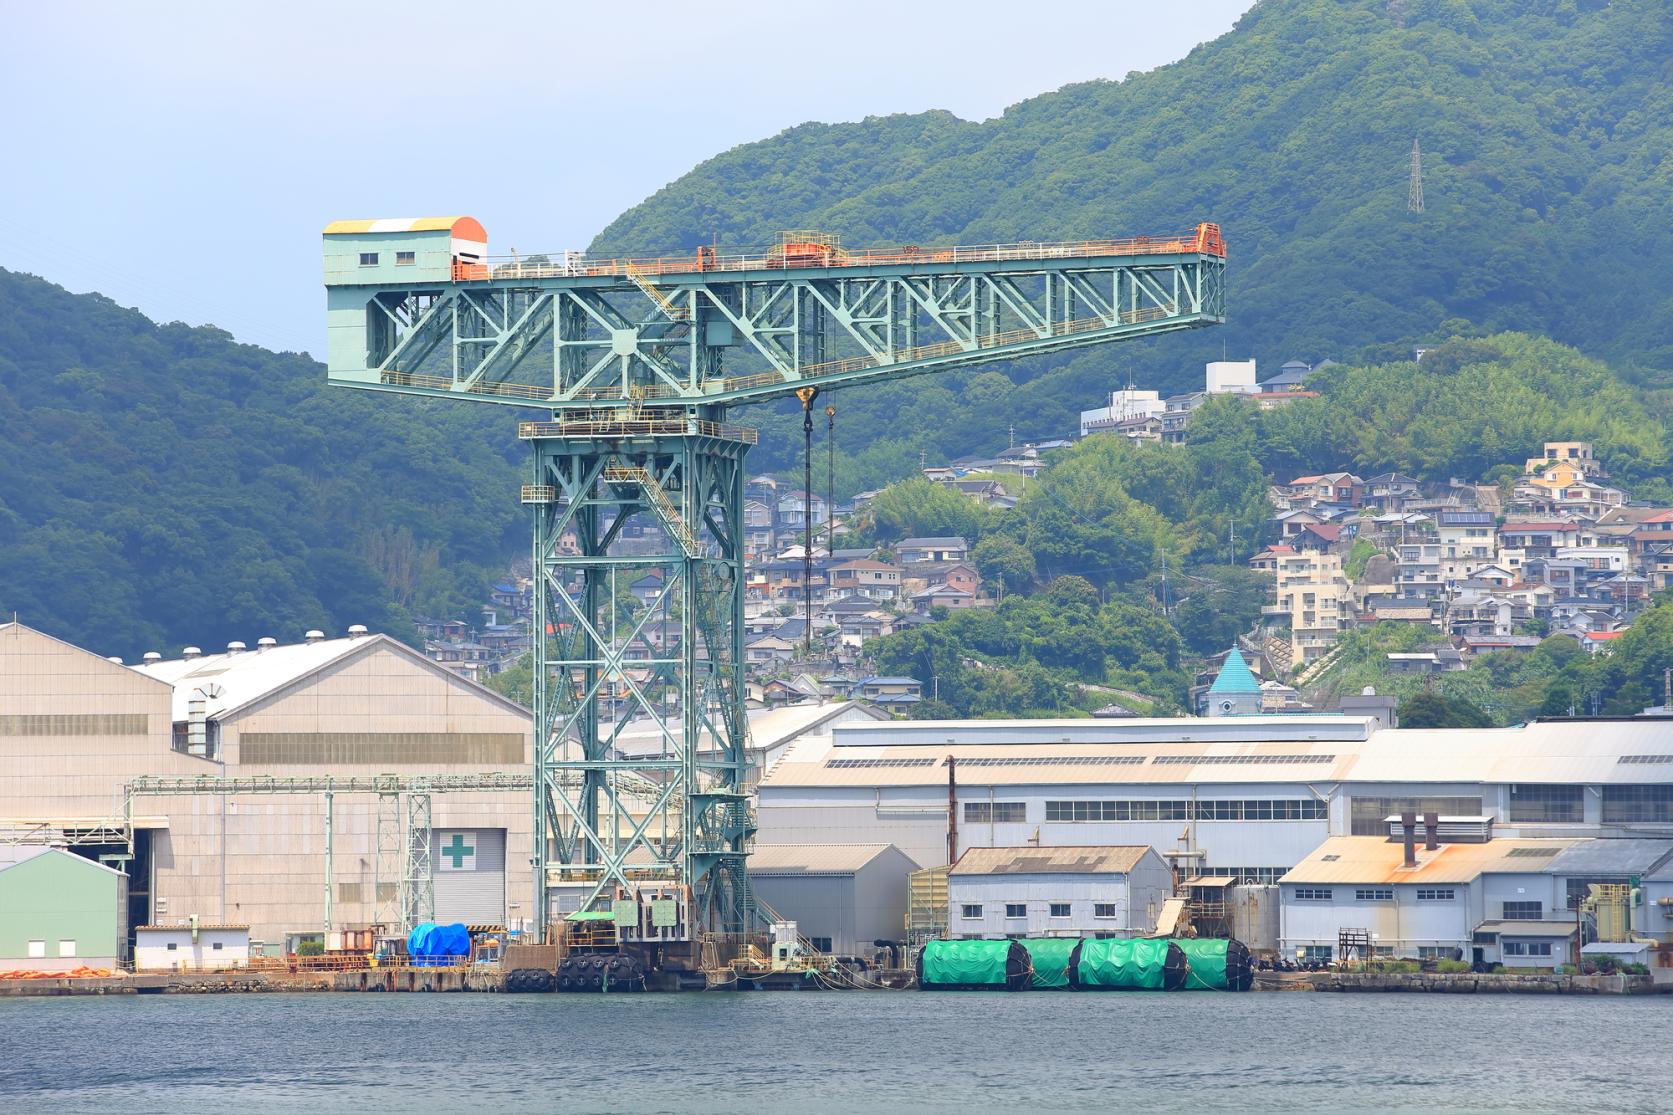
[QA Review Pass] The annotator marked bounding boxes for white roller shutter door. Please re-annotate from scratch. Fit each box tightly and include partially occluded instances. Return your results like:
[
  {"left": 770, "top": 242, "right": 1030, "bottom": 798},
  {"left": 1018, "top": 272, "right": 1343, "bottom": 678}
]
[{"left": 432, "top": 828, "right": 506, "bottom": 925}]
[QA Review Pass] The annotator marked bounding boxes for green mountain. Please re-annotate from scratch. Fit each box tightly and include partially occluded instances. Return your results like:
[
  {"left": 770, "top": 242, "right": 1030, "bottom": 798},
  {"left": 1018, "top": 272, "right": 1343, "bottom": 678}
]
[
  {"left": 0, "top": 268, "right": 526, "bottom": 656},
  {"left": 591, "top": 0, "right": 1673, "bottom": 484}
]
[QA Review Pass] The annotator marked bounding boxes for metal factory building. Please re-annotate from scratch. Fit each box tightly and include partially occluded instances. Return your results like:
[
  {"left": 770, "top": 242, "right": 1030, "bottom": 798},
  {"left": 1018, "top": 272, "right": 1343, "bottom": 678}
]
[
  {"left": 757, "top": 714, "right": 1673, "bottom": 887},
  {"left": 0, "top": 621, "right": 533, "bottom": 952}
]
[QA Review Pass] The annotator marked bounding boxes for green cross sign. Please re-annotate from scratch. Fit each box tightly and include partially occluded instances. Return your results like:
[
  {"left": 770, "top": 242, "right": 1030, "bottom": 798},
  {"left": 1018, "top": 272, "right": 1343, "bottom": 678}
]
[{"left": 441, "top": 833, "right": 475, "bottom": 869}]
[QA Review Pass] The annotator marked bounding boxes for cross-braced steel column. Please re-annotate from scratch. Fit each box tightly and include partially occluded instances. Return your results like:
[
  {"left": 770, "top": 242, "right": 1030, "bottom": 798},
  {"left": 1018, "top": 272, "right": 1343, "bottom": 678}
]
[{"left": 525, "top": 411, "right": 752, "bottom": 941}]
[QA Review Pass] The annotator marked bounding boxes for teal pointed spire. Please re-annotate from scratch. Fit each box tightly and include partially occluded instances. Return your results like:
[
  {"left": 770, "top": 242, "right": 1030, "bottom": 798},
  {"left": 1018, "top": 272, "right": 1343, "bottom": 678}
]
[{"left": 1207, "top": 646, "right": 1260, "bottom": 695}]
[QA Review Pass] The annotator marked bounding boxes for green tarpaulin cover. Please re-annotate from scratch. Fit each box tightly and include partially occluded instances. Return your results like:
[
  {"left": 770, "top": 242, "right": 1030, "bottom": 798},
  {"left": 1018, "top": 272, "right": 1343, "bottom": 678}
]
[
  {"left": 1021, "top": 938, "right": 1076, "bottom": 989},
  {"left": 1075, "top": 937, "right": 1172, "bottom": 990},
  {"left": 565, "top": 910, "right": 615, "bottom": 922},
  {"left": 1173, "top": 939, "right": 1231, "bottom": 990},
  {"left": 920, "top": 939, "right": 1013, "bottom": 987}
]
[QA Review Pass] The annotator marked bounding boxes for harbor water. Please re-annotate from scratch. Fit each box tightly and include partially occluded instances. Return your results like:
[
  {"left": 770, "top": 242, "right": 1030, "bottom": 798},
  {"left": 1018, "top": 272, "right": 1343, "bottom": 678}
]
[{"left": 1, "top": 991, "right": 1667, "bottom": 1114}]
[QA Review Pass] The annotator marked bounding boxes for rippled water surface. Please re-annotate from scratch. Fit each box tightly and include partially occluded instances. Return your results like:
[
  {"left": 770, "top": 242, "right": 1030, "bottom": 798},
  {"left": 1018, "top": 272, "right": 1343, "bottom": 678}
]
[{"left": 1, "top": 991, "right": 1667, "bottom": 1114}]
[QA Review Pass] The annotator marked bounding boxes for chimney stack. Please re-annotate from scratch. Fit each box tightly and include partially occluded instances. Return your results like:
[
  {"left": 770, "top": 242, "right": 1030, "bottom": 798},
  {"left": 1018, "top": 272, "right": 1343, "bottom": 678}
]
[
  {"left": 1401, "top": 810, "right": 1418, "bottom": 868},
  {"left": 1424, "top": 811, "right": 1440, "bottom": 851}
]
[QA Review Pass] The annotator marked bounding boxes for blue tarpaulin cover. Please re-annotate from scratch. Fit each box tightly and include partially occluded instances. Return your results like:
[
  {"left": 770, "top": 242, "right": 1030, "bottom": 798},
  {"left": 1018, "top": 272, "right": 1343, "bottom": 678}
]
[{"left": 407, "top": 921, "right": 470, "bottom": 965}]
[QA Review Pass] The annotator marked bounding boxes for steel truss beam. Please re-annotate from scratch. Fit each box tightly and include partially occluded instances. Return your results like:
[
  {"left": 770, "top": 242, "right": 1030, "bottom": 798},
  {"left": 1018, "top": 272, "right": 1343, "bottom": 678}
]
[
  {"left": 329, "top": 250, "right": 1226, "bottom": 411},
  {"left": 529, "top": 421, "right": 751, "bottom": 939}
]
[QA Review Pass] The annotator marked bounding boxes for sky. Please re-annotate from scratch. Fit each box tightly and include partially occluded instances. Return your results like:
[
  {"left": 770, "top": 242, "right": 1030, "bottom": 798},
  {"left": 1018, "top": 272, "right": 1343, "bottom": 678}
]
[{"left": 0, "top": 1, "right": 1251, "bottom": 356}]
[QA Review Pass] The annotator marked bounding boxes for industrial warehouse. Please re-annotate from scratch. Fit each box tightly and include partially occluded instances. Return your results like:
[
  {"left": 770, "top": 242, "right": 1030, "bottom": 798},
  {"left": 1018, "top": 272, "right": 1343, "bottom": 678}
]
[{"left": 6, "top": 613, "right": 1673, "bottom": 983}]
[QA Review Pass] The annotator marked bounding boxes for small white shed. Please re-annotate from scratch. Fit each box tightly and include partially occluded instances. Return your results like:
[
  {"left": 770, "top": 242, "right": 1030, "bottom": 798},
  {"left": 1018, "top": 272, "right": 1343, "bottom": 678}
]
[{"left": 134, "top": 923, "right": 251, "bottom": 970}]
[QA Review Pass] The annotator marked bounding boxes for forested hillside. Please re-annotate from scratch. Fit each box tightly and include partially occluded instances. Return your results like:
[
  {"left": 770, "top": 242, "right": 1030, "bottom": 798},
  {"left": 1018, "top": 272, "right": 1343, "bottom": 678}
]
[
  {"left": 0, "top": 268, "right": 525, "bottom": 656},
  {"left": 593, "top": 0, "right": 1673, "bottom": 484}
]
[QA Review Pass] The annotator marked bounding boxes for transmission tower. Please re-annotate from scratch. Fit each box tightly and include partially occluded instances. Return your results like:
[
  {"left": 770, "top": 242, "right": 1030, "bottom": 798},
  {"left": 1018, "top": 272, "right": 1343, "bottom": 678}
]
[
  {"left": 1408, "top": 138, "right": 1425, "bottom": 213},
  {"left": 321, "top": 218, "right": 1227, "bottom": 957}
]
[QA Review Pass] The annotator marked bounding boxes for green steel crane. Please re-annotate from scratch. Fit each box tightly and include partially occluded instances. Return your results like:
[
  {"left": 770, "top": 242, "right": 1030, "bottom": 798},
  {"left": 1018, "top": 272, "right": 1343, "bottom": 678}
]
[{"left": 321, "top": 217, "right": 1226, "bottom": 956}]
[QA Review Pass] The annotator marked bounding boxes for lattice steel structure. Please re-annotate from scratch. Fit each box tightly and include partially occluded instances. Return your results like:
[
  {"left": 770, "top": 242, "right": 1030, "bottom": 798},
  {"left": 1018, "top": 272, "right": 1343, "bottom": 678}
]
[{"left": 322, "top": 218, "right": 1227, "bottom": 943}]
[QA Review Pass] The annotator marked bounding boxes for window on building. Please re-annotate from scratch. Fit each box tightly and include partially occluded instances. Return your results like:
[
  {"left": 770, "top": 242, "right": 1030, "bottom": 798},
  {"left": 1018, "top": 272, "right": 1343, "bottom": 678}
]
[
  {"left": 1210, "top": 867, "right": 1290, "bottom": 884},
  {"left": 166, "top": 942, "right": 179, "bottom": 951},
  {"left": 1503, "top": 941, "right": 1553, "bottom": 957},
  {"left": 1093, "top": 903, "right": 1118, "bottom": 918},
  {"left": 964, "top": 802, "right": 1026, "bottom": 824},
  {"left": 211, "top": 941, "right": 224, "bottom": 951},
  {"left": 1417, "top": 946, "right": 1452, "bottom": 960},
  {"left": 358, "top": 252, "right": 379, "bottom": 266},
  {"left": 960, "top": 904, "right": 983, "bottom": 920},
  {"left": 1564, "top": 877, "right": 1635, "bottom": 911},
  {"left": 1049, "top": 903, "right": 1071, "bottom": 918},
  {"left": 1602, "top": 785, "right": 1673, "bottom": 824},
  {"left": 1508, "top": 784, "right": 1583, "bottom": 823},
  {"left": 27, "top": 940, "right": 45, "bottom": 959},
  {"left": 1349, "top": 796, "right": 1482, "bottom": 835},
  {"left": 810, "top": 937, "right": 832, "bottom": 953},
  {"left": 1044, "top": 799, "right": 1324, "bottom": 823},
  {"left": 1502, "top": 901, "right": 1543, "bottom": 920},
  {"left": 395, "top": 250, "right": 416, "bottom": 266},
  {"left": 1355, "top": 888, "right": 1393, "bottom": 902},
  {"left": 1301, "top": 945, "right": 1333, "bottom": 961},
  {"left": 1293, "top": 888, "right": 1333, "bottom": 901},
  {"left": 57, "top": 940, "right": 76, "bottom": 958},
  {"left": 1005, "top": 903, "right": 1027, "bottom": 919},
  {"left": 1416, "top": 889, "right": 1455, "bottom": 901}
]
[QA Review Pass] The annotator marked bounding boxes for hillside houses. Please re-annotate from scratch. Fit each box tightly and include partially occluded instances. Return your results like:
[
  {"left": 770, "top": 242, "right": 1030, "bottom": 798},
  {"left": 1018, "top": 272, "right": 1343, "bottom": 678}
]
[{"left": 1251, "top": 441, "right": 1667, "bottom": 672}]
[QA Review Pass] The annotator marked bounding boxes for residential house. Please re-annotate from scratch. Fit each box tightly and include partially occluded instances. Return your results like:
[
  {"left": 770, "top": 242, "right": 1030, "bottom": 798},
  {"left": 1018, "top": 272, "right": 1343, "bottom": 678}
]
[
  {"left": 850, "top": 676, "right": 923, "bottom": 713},
  {"left": 746, "top": 635, "right": 798, "bottom": 667},
  {"left": 1362, "top": 473, "right": 1424, "bottom": 511},
  {"left": 827, "top": 559, "right": 902, "bottom": 603},
  {"left": 1288, "top": 472, "right": 1364, "bottom": 506},
  {"left": 776, "top": 490, "right": 829, "bottom": 531},
  {"left": 897, "top": 537, "right": 970, "bottom": 565}
]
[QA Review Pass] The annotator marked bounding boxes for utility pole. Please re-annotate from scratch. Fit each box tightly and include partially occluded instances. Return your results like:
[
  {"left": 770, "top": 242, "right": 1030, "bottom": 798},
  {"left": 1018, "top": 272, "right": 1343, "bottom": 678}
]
[{"left": 1408, "top": 138, "right": 1425, "bottom": 214}]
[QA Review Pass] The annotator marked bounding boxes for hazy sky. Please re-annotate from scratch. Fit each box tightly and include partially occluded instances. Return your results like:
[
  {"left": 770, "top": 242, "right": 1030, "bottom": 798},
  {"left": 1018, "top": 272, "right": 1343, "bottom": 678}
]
[{"left": 0, "top": 1, "right": 1250, "bottom": 356}]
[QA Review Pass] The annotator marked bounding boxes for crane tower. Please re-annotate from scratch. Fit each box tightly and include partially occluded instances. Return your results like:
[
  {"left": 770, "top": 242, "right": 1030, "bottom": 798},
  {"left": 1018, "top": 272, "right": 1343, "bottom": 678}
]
[{"left": 321, "top": 217, "right": 1226, "bottom": 958}]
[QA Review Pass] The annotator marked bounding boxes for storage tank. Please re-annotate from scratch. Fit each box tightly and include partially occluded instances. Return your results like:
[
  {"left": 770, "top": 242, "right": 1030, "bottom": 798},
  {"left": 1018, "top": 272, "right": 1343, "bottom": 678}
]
[
  {"left": 1068, "top": 937, "right": 1186, "bottom": 991},
  {"left": 1171, "top": 938, "right": 1255, "bottom": 991},
  {"left": 916, "top": 939, "right": 1030, "bottom": 991}
]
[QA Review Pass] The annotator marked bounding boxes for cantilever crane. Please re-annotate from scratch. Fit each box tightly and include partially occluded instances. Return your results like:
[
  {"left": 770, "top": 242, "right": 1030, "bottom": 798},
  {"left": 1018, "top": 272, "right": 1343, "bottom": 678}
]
[{"left": 321, "top": 217, "right": 1226, "bottom": 959}]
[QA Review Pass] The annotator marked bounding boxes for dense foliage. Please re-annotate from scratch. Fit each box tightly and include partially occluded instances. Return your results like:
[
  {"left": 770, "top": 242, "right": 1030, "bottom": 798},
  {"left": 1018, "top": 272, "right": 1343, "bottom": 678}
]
[
  {"left": 867, "top": 577, "right": 1188, "bottom": 718},
  {"left": 593, "top": 0, "right": 1673, "bottom": 484},
  {"left": 1312, "top": 599, "right": 1673, "bottom": 726},
  {"left": 1256, "top": 333, "right": 1671, "bottom": 493},
  {"left": 0, "top": 268, "right": 525, "bottom": 656}
]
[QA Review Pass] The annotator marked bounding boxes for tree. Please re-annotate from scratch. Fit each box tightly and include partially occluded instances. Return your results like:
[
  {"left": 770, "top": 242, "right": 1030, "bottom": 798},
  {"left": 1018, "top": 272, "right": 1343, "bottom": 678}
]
[
  {"left": 1397, "top": 693, "right": 1492, "bottom": 729},
  {"left": 972, "top": 535, "right": 1036, "bottom": 596}
]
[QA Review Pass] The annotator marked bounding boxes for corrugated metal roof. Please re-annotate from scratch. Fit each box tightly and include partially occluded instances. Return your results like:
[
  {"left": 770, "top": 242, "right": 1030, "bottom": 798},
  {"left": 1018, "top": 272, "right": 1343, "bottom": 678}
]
[
  {"left": 1545, "top": 839, "right": 1673, "bottom": 877},
  {"left": 765, "top": 735, "right": 1358, "bottom": 788},
  {"left": 1281, "top": 837, "right": 1580, "bottom": 885},
  {"left": 1475, "top": 920, "right": 1577, "bottom": 938},
  {"left": 950, "top": 845, "right": 1149, "bottom": 876},
  {"left": 746, "top": 843, "right": 902, "bottom": 874},
  {"left": 761, "top": 716, "right": 1673, "bottom": 791},
  {"left": 131, "top": 634, "right": 528, "bottom": 724}
]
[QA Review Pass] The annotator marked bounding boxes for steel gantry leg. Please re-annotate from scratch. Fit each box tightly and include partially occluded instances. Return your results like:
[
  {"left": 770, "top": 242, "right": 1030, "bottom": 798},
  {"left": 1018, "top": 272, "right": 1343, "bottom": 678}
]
[{"left": 525, "top": 411, "right": 753, "bottom": 942}]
